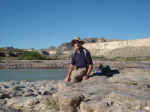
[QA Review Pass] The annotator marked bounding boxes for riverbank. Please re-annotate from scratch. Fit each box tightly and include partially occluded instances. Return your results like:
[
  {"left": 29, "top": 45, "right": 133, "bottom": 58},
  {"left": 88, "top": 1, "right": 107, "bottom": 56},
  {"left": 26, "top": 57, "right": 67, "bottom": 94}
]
[
  {"left": 1, "top": 66, "right": 150, "bottom": 112},
  {"left": 0, "top": 60, "right": 70, "bottom": 69},
  {"left": 0, "top": 60, "right": 150, "bottom": 69}
]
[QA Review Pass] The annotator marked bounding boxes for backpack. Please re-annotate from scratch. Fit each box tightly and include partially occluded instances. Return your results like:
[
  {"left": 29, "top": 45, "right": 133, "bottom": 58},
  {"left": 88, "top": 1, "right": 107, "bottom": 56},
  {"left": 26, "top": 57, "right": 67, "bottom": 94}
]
[{"left": 101, "top": 65, "right": 111, "bottom": 73}]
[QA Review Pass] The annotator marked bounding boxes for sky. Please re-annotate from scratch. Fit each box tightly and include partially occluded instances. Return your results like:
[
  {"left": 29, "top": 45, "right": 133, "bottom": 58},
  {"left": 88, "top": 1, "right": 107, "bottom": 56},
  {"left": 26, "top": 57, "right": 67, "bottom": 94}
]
[{"left": 0, "top": 0, "right": 150, "bottom": 49}]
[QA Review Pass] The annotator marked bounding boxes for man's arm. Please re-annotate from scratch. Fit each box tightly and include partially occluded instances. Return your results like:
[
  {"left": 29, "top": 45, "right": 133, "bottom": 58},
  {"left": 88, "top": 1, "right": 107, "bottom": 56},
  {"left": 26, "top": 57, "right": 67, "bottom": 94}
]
[
  {"left": 65, "top": 52, "right": 75, "bottom": 82},
  {"left": 65, "top": 64, "right": 74, "bottom": 82},
  {"left": 86, "top": 64, "right": 93, "bottom": 76},
  {"left": 83, "top": 49, "right": 93, "bottom": 80},
  {"left": 82, "top": 64, "right": 93, "bottom": 80}
]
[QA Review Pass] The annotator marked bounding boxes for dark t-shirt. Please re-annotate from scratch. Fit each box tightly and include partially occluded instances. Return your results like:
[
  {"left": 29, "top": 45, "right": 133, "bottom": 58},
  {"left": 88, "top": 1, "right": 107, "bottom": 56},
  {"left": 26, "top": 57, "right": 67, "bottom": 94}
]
[{"left": 71, "top": 48, "right": 93, "bottom": 68}]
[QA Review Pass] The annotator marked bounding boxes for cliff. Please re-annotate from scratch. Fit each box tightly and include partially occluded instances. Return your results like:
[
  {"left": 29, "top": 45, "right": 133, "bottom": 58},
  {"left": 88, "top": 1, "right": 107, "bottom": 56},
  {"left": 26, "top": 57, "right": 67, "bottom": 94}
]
[
  {"left": 83, "top": 37, "right": 150, "bottom": 58},
  {"left": 44, "top": 37, "right": 150, "bottom": 58},
  {"left": 46, "top": 37, "right": 119, "bottom": 56}
]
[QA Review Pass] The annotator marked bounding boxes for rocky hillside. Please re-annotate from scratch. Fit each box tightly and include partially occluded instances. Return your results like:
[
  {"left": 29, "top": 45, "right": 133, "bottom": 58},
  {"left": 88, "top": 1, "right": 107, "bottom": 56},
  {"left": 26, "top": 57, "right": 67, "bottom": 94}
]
[
  {"left": 83, "top": 37, "right": 120, "bottom": 43},
  {"left": 47, "top": 37, "right": 150, "bottom": 59},
  {"left": 55, "top": 37, "right": 118, "bottom": 51},
  {"left": 83, "top": 37, "right": 150, "bottom": 58}
]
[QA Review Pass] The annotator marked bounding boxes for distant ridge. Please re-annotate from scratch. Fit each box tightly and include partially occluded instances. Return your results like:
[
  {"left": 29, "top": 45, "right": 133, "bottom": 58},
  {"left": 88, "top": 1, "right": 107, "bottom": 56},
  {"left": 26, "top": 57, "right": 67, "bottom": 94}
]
[{"left": 46, "top": 37, "right": 150, "bottom": 59}]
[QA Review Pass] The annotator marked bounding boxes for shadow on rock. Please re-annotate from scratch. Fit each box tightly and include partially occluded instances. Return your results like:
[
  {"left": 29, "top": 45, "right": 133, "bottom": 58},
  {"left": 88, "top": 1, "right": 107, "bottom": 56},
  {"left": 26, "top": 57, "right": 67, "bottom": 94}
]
[{"left": 89, "top": 69, "right": 120, "bottom": 78}]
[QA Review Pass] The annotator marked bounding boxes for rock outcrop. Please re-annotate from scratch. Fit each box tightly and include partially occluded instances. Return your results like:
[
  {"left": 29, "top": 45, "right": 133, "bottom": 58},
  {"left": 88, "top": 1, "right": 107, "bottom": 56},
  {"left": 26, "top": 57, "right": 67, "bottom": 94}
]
[
  {"left": 83, "top": 37, "right": 150, "bottom": 58},
  {"left": 0, "top": 60, "right": 70, "bottom": 69},
  {"left": 46, "top": 37, "right": 119, "bottom": 56},
  {"left": 1, "top": 60, "right": 150, "bottom": 69}
]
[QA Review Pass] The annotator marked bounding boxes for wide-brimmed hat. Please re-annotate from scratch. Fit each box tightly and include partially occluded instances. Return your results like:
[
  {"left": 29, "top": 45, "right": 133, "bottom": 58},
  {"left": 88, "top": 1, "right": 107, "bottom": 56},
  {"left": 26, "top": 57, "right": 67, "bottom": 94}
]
[{"left": 71, "top": 37, "right": 84, "bottom": 46}]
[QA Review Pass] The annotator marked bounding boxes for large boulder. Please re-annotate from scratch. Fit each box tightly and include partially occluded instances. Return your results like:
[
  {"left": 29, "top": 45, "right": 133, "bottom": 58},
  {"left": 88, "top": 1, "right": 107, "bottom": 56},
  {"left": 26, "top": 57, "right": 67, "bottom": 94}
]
[{"left": 54, "top": 82, "right": 85, "bottom": 112}]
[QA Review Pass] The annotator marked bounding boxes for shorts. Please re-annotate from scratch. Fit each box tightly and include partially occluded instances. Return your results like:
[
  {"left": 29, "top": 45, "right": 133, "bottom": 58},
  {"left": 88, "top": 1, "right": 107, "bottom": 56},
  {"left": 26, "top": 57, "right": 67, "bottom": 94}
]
[{"left": 70, "top": 67, "right": 87, "bottom": 83}]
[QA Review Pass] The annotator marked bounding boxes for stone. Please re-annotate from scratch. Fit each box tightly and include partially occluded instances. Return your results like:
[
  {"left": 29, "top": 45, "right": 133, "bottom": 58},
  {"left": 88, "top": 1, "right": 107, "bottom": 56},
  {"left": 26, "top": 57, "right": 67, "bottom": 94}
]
[
  {"left": 42, "top": 91, "right": 52, "bottom": 95},
  {"left": 0, "top": 99, "right": 7, "bottom": 105},
  {"left": 0, "top": 93, "right": 10, "bottom": 99},
  {"left": 13, "top": 85, "right": 25, "bottom": 91},
  {"left": 53, "top": 89, "right": 84, "bottom": 112},
  {"left": 10, "top": 91, "right": 23, "bottom": 97}
]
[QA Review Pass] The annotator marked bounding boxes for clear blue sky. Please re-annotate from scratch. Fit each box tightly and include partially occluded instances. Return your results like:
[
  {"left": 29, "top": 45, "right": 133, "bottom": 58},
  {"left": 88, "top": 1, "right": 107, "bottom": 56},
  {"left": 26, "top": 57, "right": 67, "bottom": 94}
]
[{"left": 0, "top": 0, "right": 150, "bottom": 49}]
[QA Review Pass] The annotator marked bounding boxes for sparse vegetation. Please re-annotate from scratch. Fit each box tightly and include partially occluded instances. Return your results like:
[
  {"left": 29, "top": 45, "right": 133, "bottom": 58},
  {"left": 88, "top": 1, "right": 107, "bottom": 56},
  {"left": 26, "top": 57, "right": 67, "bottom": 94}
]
[
  {"left": 18, "top": 51, "right": 48, "bottom": 60},
  {"left": 0, "top": 56, "right": 2, "bottom": 62},
  {"left": 92, "top": 56, "right": 150, "bottom": 61},
  {"left": 46, "top": 99, "right": 59, "bottom": 111},
  {"left": 124, "top": 57, "right": 150, "bottom": 61},
  {"left": 111, "top": 56, "right": 150, "bottom": 61},
  {"left": 92, "top": 56, "right": 107, "bottom": 60},
  {"left": 0, "top": 48, "right": 5, "bottom": 51}
]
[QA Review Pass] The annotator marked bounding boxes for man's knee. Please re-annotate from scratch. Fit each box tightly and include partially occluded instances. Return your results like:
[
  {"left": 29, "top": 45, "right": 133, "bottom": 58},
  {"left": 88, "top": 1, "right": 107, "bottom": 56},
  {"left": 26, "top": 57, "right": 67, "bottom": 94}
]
[
  {"left": 71, "top": 75, "right": 82, "bottom": 83},
  {"left": 70, "top": 68, "right": 86, "bottom": 83}
]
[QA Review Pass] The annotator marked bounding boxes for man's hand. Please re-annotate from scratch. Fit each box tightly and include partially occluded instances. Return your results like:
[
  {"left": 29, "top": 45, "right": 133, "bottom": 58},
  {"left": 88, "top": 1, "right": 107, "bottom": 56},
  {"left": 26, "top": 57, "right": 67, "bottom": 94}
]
[
  {"left": 65, "top": 75, "right": 70, "bottom": 82},
  {"left": 82, "top": 64, "right": 93, "bottom": 80},
  {"left": 65, "top": 64, "right": 74, "bottom": 82},
  {"left": 82, "top": 75, "right": 88, "bottom": 80}
]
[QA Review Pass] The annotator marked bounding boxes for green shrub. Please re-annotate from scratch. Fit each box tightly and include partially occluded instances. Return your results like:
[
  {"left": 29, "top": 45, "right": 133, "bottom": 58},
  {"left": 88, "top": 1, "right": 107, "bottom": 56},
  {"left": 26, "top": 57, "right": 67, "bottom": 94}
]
[
  {"left": 14, "top": 49, "right": 25, "bottom": 52},
  {"left": 0, "top": 48, "right": 5, "bottom": 51},
  {"left": 18, "top": 51, "right": 47, "bottom": 60},
  {"left": 110, "top": 56, "right": 124, "bottom": 61}
]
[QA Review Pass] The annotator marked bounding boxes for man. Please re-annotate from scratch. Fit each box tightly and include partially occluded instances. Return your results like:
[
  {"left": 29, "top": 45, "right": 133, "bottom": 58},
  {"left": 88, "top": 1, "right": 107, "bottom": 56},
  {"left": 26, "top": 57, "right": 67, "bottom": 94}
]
[{"left": 65, "top": 37, "right": 93, "bottom": 82}]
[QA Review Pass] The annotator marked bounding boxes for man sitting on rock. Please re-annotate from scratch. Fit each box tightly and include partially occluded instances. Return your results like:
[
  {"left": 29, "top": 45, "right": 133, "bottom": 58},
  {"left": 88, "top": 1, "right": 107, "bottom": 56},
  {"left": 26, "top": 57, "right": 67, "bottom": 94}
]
[{"left": 65, "top": 37, "right": 93, "bottom": 83}]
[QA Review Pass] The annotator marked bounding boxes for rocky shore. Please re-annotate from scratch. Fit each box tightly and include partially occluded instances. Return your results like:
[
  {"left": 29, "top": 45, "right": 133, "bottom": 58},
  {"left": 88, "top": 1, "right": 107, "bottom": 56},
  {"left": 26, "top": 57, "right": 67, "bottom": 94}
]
[
  {"left": 1, "top": 60, "right": 150, "bottom": 69},
  {"left": 1, "top": 62, "right": 150, "bottom": 112},
  {"left": 0, "top": 60, "right": 70, "bottom": 69}
]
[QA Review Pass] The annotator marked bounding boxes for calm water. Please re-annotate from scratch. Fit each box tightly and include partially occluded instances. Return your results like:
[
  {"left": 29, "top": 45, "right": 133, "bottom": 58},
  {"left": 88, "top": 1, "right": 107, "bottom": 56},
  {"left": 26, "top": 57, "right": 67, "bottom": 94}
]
[{"left": 0, "top": 69, "right": 67, "bottom": 81}]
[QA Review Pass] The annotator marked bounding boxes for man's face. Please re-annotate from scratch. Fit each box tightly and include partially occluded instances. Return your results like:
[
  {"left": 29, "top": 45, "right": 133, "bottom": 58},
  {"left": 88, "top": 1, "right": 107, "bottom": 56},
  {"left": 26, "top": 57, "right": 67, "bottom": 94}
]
[{"left": 74, "top": 42, "right": 81, "bottom": 49}]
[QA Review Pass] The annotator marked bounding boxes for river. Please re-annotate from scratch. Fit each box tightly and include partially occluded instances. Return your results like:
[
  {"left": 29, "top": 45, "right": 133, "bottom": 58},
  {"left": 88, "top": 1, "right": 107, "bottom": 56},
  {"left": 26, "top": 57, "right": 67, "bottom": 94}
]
[{"left": 0, "top": 69, "right": 67, "bottom": 81}]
